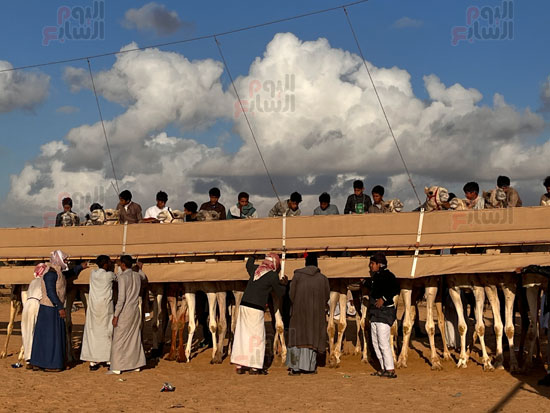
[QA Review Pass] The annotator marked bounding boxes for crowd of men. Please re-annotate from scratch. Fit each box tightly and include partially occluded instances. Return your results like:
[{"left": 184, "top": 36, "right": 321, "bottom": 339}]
[
  {"left": 55, "top": 175, "right": 550, "bottom": 227},
  {"left": 22, "top": 175, "right": 549, "bottom": 382}
]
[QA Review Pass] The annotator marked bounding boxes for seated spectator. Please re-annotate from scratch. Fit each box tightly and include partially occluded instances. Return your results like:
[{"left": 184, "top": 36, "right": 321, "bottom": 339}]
[
  {"left": 184, "top": 201, "right": 199, "bottom": 222},
  {"left": 269, "top": 192, "right": 302, "bottom": 217},
  {"left": 313, "top": 192, "right": 339, "bottom": 215},
  {"left": 497, "top": 176, "right": 522, "bottom": 207},
  {"left": 344, "top": 180, "right": 372, "bottom": 214},
  {"left": 55, "top": 197, "right": 80, "bottom": 227},
  {"left": 199, "top": 187, "right": 226, "bottom": 220},
  {"left": 463, "top": 182, "right": 484, "bottom": 210},
  {"left": 116, "top": 190, "right": 143, "bottom": 224},
  {"left": 228, "top": 192, "right": 259, "bottom": 219},
  {"left": 368, "top": 185, "right": 388, "bottom": 214},
  {"left": 143, "top": 191, "right": 170, "bottom": 222},
  {"left": 541, "top": 176, "right": 550, "bottom": 206}
]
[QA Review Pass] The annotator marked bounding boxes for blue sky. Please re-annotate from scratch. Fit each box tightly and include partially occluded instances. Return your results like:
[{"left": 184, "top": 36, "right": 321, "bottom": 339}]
[{"left": 1, "top": 0, "right": 549, "bottom": 226}]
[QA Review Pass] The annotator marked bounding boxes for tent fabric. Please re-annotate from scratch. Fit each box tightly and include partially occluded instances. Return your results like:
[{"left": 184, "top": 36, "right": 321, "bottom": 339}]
[{"left": 2, "top": 253, "right": 550, "bottom": 284}]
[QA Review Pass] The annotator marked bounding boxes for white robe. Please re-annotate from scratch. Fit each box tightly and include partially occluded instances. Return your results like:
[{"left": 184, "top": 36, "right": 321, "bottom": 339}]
[
  {"left": 80, "top": 269, "right": 116, "bottom": 363},
  {"left": 21, "top": 278, "right": 42, "bottom": 361},
  {"left": 110, "top": 269, "right": 146, "bottom": 372}
]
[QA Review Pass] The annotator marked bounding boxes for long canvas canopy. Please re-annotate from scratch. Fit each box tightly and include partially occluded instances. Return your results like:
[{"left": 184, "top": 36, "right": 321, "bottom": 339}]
[{"left": 0, "top": 207, "right": 549, "bottom": 284}]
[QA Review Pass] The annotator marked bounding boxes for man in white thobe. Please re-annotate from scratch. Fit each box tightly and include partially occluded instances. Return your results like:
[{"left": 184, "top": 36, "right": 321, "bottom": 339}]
[
  {"left": 108, "top": 255, "right": 146, "bottom": 374},
  {"left": 81, "top": 255, "right": 116, "bottom": 370}
]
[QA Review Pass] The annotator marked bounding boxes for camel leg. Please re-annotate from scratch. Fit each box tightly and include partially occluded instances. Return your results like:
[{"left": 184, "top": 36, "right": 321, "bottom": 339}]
[
  {"left": 360, "top": 299, "right": 369, "bottom": 363},
  {"left": 350, "top": 290, "right": 362, "bottom": 355},
  {"left": 206, "top": 291, "right": 219, "bottom": 363},
  {"left": 327, "top": 291, "right": 339, "bottom": 367},
  {"left": 524, "top": 285, "right": 540, "bottom": 371},
  {"left": 212, "top": 292, "right": 227, "bottom": 364},
  {"left": 397, "top": 287, "right": 412, "bottom": 369},
  {"left": 502, "top": 282, "right": 518, "bottom": 372},
  {"left": 64, "top": 286, "right": 77, "bottom": 362},
  {"left": 177, "top": 297, "right": 188, "bottom": 363},
  {"left": 425, "top": 285, "right": 442, "bottom": 370},
  {"left": 151, "top": 285, "right": 165, "bottom": 355},
  {"left": 228, "top": 290, "right": 243, "bottom": 356},
  {"left": 272, "top": 293, "right": 287, "bottom": 363},
  {"left": 434, "top": 280, "right": 451, "bottom": 362},
  {"left": 184, "top": 292, "right": 196, "bottom": 362},
  {"left": 473, "top": 285, "right": 493, "bottom": 372},
  {"left": 449, "top": 287, "right": 468, "bottom": 368},
  {"left": 166, "top": 295, "right": 178, "bottom": 361},
  {"left": 485, "top": 284, "right": 504, "bottom": 369},
  {"left": 332, "top": 293, "right": 348, "bottom": 367},
  {"left": 1, "top": 298, "right": 20, "bottom": 359}
]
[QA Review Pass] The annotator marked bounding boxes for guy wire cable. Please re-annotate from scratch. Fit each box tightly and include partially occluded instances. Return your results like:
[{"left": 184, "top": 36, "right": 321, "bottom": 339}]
[
  {"left": 343, "top": 6, "right": 422, "bottom": 206},
  {"left": 87, "top": 58, "right": 120, "bottom": 195},
  {"left": 214, "top": 36, "right": 281, "bottom": 204},
  {"left": 0, "top": 0, "right": 370, "bottom": 74}
]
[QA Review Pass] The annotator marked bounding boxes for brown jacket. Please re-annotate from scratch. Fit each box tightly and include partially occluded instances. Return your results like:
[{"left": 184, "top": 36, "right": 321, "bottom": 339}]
[
  {"left": 506, "top": 187, "right": 522, "bottom": 207},
  {"left": 40, "top": 269, "right": 66, "bottom": 308},
  {"left": 117, "top": 201, "right": 143, "bottom": 224}
]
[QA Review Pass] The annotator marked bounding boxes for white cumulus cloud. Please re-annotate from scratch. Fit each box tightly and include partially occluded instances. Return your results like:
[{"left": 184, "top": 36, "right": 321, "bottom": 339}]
[{"left": 1, "top": 33, "right": 547, "bottom": 227}]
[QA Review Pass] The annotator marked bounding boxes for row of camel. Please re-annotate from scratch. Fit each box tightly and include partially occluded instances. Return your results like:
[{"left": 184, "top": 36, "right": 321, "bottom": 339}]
[
  {"left": 1, "top": 270, "right": 546, "bottom": 374},
  {"left": 1, "top": 185, "right": 548, "bottom": 373}
]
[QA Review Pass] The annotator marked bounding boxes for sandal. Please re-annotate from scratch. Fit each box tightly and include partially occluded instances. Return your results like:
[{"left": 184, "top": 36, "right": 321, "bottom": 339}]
[
  {"left": 236, "top": 367, "right": 246, "bottom": 375},
  {"left": 381, "top": 370, "right": 397, "bottom": 379},
  {"left": 371, "top": 370, "right": 384, "bottom": 376},
  {"left": 288, "top": 370, "right": 301, "bottom": 376},
  {"left": 249, "top": 368, "right": 267, "bottom": 375}
]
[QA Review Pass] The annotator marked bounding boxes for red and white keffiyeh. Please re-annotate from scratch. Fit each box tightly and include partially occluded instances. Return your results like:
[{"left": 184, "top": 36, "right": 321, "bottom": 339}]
[{"left": 253, "top": 253, "right": 281, "bottom": 281}]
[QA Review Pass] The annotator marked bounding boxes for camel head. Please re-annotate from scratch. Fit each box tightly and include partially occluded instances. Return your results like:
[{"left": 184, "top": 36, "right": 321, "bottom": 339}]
[
  {"left": 449, "top": 197, "right": 468, "bottom": 210},
  {"left": 424, "top": 186, "right": 450, "bottom": 211},
  {"left": 157, "top": 209, "right": 185, "bottom": 223},
  {"left": 60, "top": 211, "right": 79, "bottom": 227},
  {"left": 89, "top": 209, "right": 106, "bottom": 225},
  {"left": 104, "top": 209, "right": 119, "bottom": 225},
  {"left": 385, "top": 198, "right": 404, "bottom": 213},
  {"left": 197, "top": 210, "right": 220, "bottom": 221},
  {"left": 483, "top": 187, "right": 507, "bottom": 209}
]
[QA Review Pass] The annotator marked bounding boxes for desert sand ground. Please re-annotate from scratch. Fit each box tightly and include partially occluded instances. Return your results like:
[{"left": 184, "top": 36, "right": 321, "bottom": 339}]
[{"left": 0, "top": 300, "right": 549, "bottom": 413}]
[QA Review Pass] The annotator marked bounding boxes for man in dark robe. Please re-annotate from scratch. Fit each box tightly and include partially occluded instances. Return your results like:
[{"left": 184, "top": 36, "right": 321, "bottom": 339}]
[{"left": 286, "top": 253, "right": 330, "bottom": 375}]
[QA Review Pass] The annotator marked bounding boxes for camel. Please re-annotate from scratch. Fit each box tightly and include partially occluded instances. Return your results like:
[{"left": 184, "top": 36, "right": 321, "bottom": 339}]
[
  {"left": 521, "top": 268, "right": 549, "bottom": 371},
  {"left": 384, "top": 199, "right": 404, "bottom": 213},
  {"left": 157, "top": 210, "right": 185, "bottom": 223},
  {"left": 446, "top": 271, "right": 518, "bottom": 372},
  {"left": 423, "top": 186, "right": 450, "bottom": 211},
  {"left": 327, "top": 279, "right": 365, "bottom": 367},
  {"left": 483, "top": 188, "right": 507, "bottom": 209},
  {"left": 397, "top": 276, "right": 451, "bottom": 370},
  {"left": 0, "top": 285, "right": 27, "bottom": 362}
]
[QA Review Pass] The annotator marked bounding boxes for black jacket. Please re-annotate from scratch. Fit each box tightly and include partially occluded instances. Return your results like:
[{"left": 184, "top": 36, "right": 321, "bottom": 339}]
[
  {"left": 241, "top": 257, "right": 286, "bottom": 310},
  {"left": 368, "top": 268, "right": 400, "bottom": 325}
]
